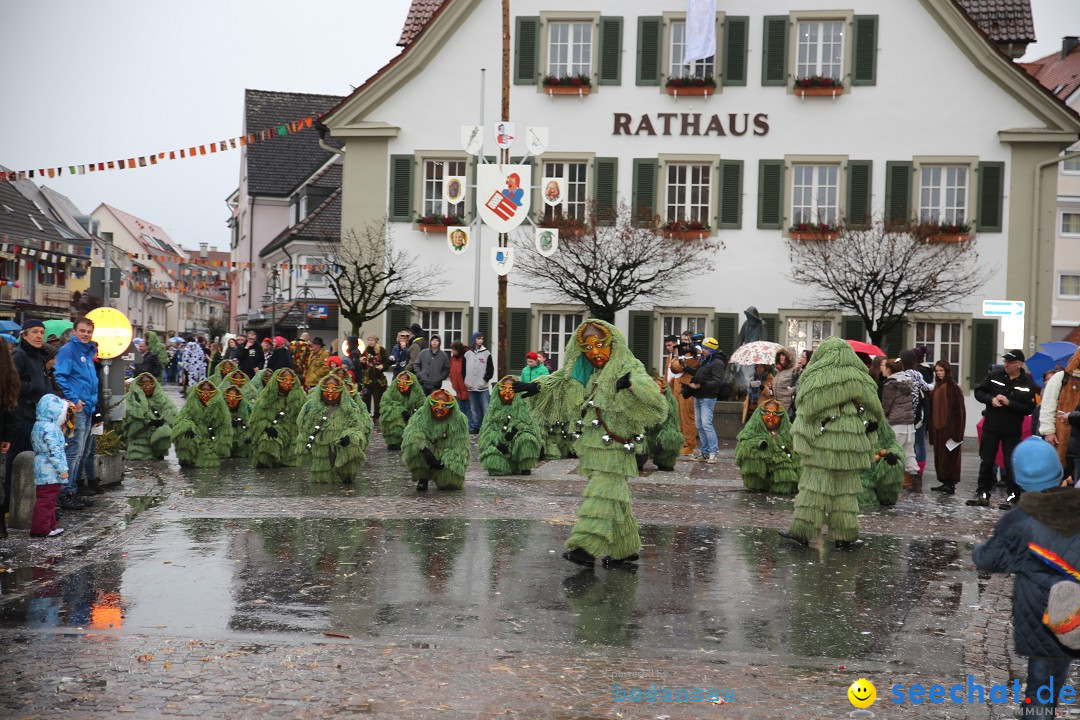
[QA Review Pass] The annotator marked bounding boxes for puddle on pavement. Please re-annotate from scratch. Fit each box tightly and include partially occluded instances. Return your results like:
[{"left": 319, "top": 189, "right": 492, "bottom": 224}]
[
  {"left": 125, "top": 495, "right": 164, "bottom": 521},
  {"left": 0, "top": 518, "right": 972, "bottom": 668}
]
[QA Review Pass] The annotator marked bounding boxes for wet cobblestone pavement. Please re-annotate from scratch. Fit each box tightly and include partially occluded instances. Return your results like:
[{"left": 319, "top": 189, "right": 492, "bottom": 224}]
[{"left": 0, "top": 399, "right": 1070, "bottom": 718}]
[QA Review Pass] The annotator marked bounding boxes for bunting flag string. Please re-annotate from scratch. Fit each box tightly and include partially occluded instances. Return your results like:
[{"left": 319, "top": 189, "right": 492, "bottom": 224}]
[{"left": 0, "top": 115, "right": 318, "bottom": 183}]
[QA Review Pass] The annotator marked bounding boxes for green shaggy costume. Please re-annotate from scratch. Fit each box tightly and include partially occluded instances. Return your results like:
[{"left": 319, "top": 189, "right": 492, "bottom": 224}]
[
  {"left": 171, "top": 381, "right": 233, "bottom": 468},
  {"left": 401, "top": 391, "right": 470, "bottom": 491},
  {"left": 783, "top": 337, "right": 885, "bottom": 546},
  {"left": 478, "top": 376, "right": 543, "bottom": 476},
  {"left": 526, "top": 319, "right": 667, "bottom": 566},
  {"left": 144, "top": 331, "right": 168, "bottom": 380},
  {"left": 123, "top": 372, "right": 176, "bottom": 460},
  {"left": 241, "top": 368, "right": 272, "bottom": 405},
  {"left": 249, "top": 368, "right": 306, "bottom": 468},
  {"left": 223, "top": 386, "right": 253, "bottom": 459},
  {"left": 210, "top": 359, "right": 240, "bottom": 387},
  {"left": 858, "top": 420, "right": 903, "bottom": 507},
  {"left": 381, "top": 371, "right": 425, "bottom": 450},
  {"left": 636, "top": 378, "right": 684, "bottom": 472},
  {"left": 295, "top": 375, "right": 373, "bottom": 484},
  {"left": 735, "top": 400, "right": 800, "bottom": 493}
]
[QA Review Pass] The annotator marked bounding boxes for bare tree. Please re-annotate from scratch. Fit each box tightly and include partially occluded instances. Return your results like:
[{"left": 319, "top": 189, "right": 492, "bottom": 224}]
[
  {"left": 512, "top": 202, "right": 721, "bottom": 323},
  {"left": 319, "top": 222, "right": 432, "bottom": 335},
  {"left": 786, "top": 218, "right": 994, "bottom": 346}
]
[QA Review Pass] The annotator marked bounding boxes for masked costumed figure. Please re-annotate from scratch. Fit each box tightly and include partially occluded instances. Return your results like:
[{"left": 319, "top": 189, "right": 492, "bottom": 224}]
[
  {"left": 250, "top": 368, "right": 305, "bottom": 468},
  {"left": 735, "top": 398, "right": 799, "bottom": 493},
  {"left": 296, "top": 375, "right": 372, "bottom": 484},
  {"left": 144, "top": 331, "right": 169, "bottom": 381},
  {"left": 222, "top": 385, "right": 253, "bottom": 459},
  {"left": 171, "top": 380, "right": 233, "bottom": 468},
  {"left": 241, "top": 367, "right": 272, "bottom": 405},
  {"left": 479, "top": 376, "right": 543, "bottom": 476},
  {"left": 636, "top": 376, "right": 684, "bottom": 472},
  {"left": 381, "top": 371, "right": 425, "bottom": 450},
  {"left": 859, "top": 420, "right": 903, "bottom": 507},
  {"left": 517, "top": 320, "right": 667, "bottom": 567},
  {"left": 402, "top": 389, "right": 470, "bottom": 491},
  {"left": 778, "top": 337, "right": 886, "bottom": 549},
  {"left": 123, "top": 372, "right": 176, "bottom": 460},
  {"left": 210, "top": 358, "right": 239, "bottom": 388}
]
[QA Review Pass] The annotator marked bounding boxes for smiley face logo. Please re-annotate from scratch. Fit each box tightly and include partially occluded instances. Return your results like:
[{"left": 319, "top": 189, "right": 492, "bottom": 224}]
[{"left": 848, "top": 678, "right": 876, "bottom": 708}]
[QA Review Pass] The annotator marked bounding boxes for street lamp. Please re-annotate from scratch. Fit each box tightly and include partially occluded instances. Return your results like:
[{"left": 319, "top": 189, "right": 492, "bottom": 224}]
[
  {"left": 294, "top": 284, "right": 316, "bottom": 333},
  {"left": 261, "top": 267, "right": 282, "bottom": 338}
]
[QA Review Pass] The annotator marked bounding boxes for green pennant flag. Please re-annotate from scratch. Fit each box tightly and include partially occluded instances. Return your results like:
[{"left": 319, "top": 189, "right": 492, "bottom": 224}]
[{"left": 277, "top": 125, "right": 287, "bottom": 137}]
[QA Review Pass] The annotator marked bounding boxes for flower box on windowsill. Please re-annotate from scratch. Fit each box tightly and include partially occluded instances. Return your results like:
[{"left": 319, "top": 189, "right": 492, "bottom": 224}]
[
  {"left": 792, "top": 230, "right": 838, "bottom": 242},
  {"left": 928, "top": 232, "right": 971, "bottom": 244},
  {"left": 663, "top": 229, "right": 710, "bottom": 240},
  {"left": 540, "top": 225, "right": 585, "bottom": 238},
  {"left": 545, "top": 85, "right": 590, "bottom": 97},
  {"left": 794, "top": 85, "right": 843, "bottom": 98},
  {"left": 666, "top": 85, "right": 714, "bottom": 98},
  {"left": 418, "top": 223, "right": 449, "bottom": 234}
]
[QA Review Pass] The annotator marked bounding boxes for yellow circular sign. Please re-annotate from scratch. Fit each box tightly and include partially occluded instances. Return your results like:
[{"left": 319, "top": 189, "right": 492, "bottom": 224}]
[{"left": 86, "top": 307, "right": 133, "bottom": 360}]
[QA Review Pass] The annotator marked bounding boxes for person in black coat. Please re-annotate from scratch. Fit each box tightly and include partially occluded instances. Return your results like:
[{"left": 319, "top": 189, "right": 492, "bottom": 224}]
[
  {"left": 236, "top": 330, "right": 265, "bottom": 378},
  {"left": 5, "top": 319, "right": 55, "bottom": 520},
  {"left": 266, "top": 336, "right": 297, "bottom": 372},
  {"left": 974, "top": 437, "right": 1080, "bottom": 718},
  {"left": 682, "top": 338, "right": 727, "bottom": 462},
  {"left": 133, "top": 338, "right": 161, "bottom": 378}
]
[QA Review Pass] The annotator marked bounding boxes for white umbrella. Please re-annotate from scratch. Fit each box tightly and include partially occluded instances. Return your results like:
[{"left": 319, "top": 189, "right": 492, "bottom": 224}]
[{"left": 729, "top": 340, "right": 783, "bottom": 366}]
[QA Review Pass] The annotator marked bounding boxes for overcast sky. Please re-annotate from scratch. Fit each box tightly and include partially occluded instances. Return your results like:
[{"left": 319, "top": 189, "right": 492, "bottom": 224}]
[{"left": 0, "top": 1, "right": 1076, "bottom": 253}]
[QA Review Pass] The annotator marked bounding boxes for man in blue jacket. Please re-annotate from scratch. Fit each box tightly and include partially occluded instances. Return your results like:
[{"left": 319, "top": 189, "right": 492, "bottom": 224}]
[{"left": 54, "top": 316, "right": 98, "bottom": 506}]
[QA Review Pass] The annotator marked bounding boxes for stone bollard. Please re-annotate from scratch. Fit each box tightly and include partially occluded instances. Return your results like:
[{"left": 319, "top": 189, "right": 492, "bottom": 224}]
[
  {"left": 8, "top": 450, "right": 36, "bottom": 531},
  {"left": 713, "top": 400, "right": 746, "bottom": 440}
]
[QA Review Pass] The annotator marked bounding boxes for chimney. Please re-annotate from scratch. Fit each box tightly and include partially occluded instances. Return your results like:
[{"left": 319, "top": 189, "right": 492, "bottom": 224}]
[{"left": 1065, "top": 36, "right": 1080, "bottom": 60}]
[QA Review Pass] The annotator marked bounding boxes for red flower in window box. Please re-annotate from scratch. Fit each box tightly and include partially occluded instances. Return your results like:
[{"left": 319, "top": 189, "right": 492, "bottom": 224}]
[
  {"left": 662, "top": 218, "right": 710, "bottom": 239},
  {"left": 790, "top": 222, "right": 840, "bottom": 241},
  {"left": 793, "top": 76, "right": 843, "bottom": 97},
  {"left": 417, "top": 214, "right": 463, "bottom": 233}
]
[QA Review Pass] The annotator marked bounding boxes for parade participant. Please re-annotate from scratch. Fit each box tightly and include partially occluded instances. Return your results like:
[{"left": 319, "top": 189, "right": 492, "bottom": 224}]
[
  {"left": 517, "top": 319, "right": 667, "bottom": 567},
  {"left": 735, "top": 398, "right": 799, "bottom": 493},
  {"left": 402, "top": 388, "right": 470, "bottom": 492},
  {"left": 380, "top": 370, "right": 425, "bottom": 450},
  {"left": 180, "top": 338, "right": 207, "bottom": 392},
  {"left": 666, "top": 333, "right": 697, "bottom": 456},
  {"left": 778, "top": 336, "right": 886, "bottom": 549},
  {"left": 859, "top": 420, "right": 903, "bottom": 507},
  {"left": 479, "top": 376, "right": 543, "bottom": 476},
  {"left": 291, "top": 335, "right": 312, "bottom": 386},
  {"left": 209, "top": 358, "right": 238, "bottom": 387},
  {"left": 636, "top": 376, "right": 684, "bottom": 473},
  {"left": 239, "top": 367, "right": 271, "bottom": 405},
  {"left": 123, "top": 372, "right": 176, "bottom": 461},
  {"left": 222, "top": 385, "right": 253, "bottom": 459},
  {"left": 296, "top": 375, "right": 372, "bottom": 484},
  {"left": 249, "top": 368, "right": 305, "bottom": 468},
  {"left": 171, "top": 380, "right": 233, "bottom": 468},
  {"left": 144, "top": 331, "right": 169, "bottom": 381}
]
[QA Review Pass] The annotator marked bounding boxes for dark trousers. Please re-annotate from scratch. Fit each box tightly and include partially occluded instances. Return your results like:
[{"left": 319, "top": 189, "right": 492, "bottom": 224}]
[
  {"left": 30, "top": 483, "right": 60, "bottom": 536},
  {"left": 1022, "top": 657, "right": 1072, "bottom": 718},
  {"left": 977, "top": 427, "right": 1021, "bottom": 496},
  {"left": 363, "top": 385, "right": 385, "bottom": 421}
]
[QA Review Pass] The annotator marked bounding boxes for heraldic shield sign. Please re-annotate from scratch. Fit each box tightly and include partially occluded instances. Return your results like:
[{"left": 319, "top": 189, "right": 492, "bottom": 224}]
[
  {"left": 491, "top": 247, "right": 514, "bottom": 275},
  {"left": 477, "top": 164, "right": 531, "bottom": 233}
]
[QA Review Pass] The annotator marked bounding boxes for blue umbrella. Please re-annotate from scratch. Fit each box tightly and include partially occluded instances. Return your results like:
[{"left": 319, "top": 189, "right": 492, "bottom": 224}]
[
  {"left": 0, "top": 320, "right": 20, "bottom": 333},
  {"left": 0, "top": 333, "right": 15, "bottom": 344},
  {"left": 1027, "top": 351, "right": 1058, "bottom": 388},
  {"left": 1040, "top": 341, "right": 1078, "bottom": 361}
]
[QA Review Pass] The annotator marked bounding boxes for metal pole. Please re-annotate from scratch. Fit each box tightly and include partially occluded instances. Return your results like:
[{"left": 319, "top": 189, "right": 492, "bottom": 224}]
[
  {"left": 270, "top": 269, "right": 277, "bottom": 338},
  {"left": 473, "top": 68, "right": 485, "bottom": 334},
  {"left": 100, "top": 232, "right": 114, "bottom": 420},
  {"left": 497, "top": 0, "right": 510, "bottom": 378}
]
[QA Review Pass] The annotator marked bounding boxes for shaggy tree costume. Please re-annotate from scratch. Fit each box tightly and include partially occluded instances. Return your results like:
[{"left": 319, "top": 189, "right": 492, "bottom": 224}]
[
  {"left": 520, "top": 319, "right": 666, "bottom": 567},
  {"left": 296, "top": 375, "right": 372, "bottom": 484},
  {"left": 858, "top": 420, "right": 903, "bottom": 507},
  {"left": 241, "top": 368, "right": 273, "bottom": 405},
  {"left": 123, "top": 372, "right": 176, "bottom": 460},
  {"left": 735, "top": 398, "right": 800, "bottom": 493},
  {"left": 145, "top": 331, "right": 168, "bottom": 380},
  {"left": 636, "top": 376, "right": 684, "bottom": 472},
  {"left": 222, "top": 386, "right": 253, "bottom": 459},
  {"left": 401, "top": 389, "right": 470, "bottom": 491},
  {"left": 171, "top": 380, "right": 233, "bottom": 468},
  {"left": 479, "top": 376, "right": 543, "bottom": 476},
  {"left": 250, "top": 368, "right": 306, "bottom": 468},
  {"left": 210, "top": 359, "right": 240, "bottom": 387},
  {"left": 381, "top": 371, "right": 425, "bottom": 450},
  {"left": 779, "top": 337, "right": 886, "bottom": 548}
]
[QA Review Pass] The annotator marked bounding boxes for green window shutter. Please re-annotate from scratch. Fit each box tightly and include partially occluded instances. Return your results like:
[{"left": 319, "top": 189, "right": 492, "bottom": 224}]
[
  {"left": 761, "top": 16, "right": 789, "bottom": 86},
  {"left": 514, "top": 17, "right": 539, "bottom": 85},
  {"left": 852, "top": 15, "right": 878, "bottom": 86},
  {"left": 846, "top": 160, "right": 873, "bottom": 229},
  {"left": 636, "top": 16, "right": 662, "bottom": 86},
  {"left": 969, "top": 318, "right": 999, "bottom": 389},
  {"left": 842, "top": 315, "right": 867, "bottom": 342},
  {"left": 760, "top": 313, "right": 780, "bottom": 342},
  {"left": 507, "top": 307, "right": 532, "bottom": 374},
  {"left": 628, "top": 310, "right": 654, "bottom": 374},
  {"left": 977, "top": 161, "right": 1005, "bottom": 233},
  {"left": 717, "top": 159, "right": 743, "bottom": 229},
  {"left": 479, "top": 307, "right": 492, "bottom": 342},
  {"left": 757, "top": 159, "right": 784, "bottom": 229},
  {"left": 386, "top": 304, "right": 412, "bottom": 341},
  {"left": 884, "top": 161, "right": 913, "bottom": 224},
  {"left": 722, "top": 16, "right": 749, "bottom": 87},
  {"left": 388, "top": 155, "right": 414, "bottom": 223},
  {"left": 599, "top": 16, "right": 623, "bottom": 86},
  {"left": 631, "top": 158, "right": 658, "bottom": 225},
  {"left": 593, "top": 157, "right": 618, "bottom": 226},
  {"left": 882, "top": 319, "right": 908, "bottom": 358},
  {"left": 713, "top": 312, "right": 739, "bottom": 355}
]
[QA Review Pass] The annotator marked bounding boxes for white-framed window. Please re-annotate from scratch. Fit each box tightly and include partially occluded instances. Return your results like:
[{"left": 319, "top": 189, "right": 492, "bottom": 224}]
[
  {"left": 669, "top": 20, "right": 715, "bottom": 80},
  {"left": 665, "top": 162, "right": 712, "bottom": 225},
  {"left": 1061, "top": 212, "right": 1080, "bottom": 237},
  {"left": 1063, "top": 150, "right": 1080, "bottom": 174},
  {"left": 240, "top": 268, "right": 249, "bottom": 298},
  {"left": 547, "top": 21, "right": 592, "bottom": 77},
  {"left": 796, "top": 20, "right": 844, "bottom": 80},
  {"left": 660, "top": 314, "right": 707, "bottom": 369},
  {"left": 786, "top": 317, "right": 833, "bottom": 356},
  {"left": 539, "top": 311, "right": 584, "bottom": 371},
  {"left": 300, "top": 255, "right": 327, "bottom": 287},
  {"left": 914, "top": 321, "right": 962, "bottom": 366},
  {"left": 419, "top": 308, "right": 464, "bottom": 345},
  {"left": 1059, "top": 273, "right": 1080, "bottom": 299},
  {"left": 791, "top": 164, "right": 839, "bottom": 226},
  {"left": 542, "top": 161, "right": 588, "bottom": 222},
  {"left": 422, "top": 159, "right": 466, "bottom": 220},
  {"left": 919, "top": 166, "right": 969, "bottom": 225}
]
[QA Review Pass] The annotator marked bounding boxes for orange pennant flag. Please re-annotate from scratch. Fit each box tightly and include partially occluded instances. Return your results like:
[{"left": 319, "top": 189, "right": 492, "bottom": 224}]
[
  {"left": 199, "top": 146, "right": 206, "bottom": 155},
  {"left": 305, "top": 116, "right": 313, "bottom": 128},
  {"left": 150, "top": 155, "right": 157, "bottom": 165},
  {"left": 238, "top": 136, "right": 246, "bottom": 147},
  {"left": 128, "top": 158, "right": 136, "bottom": 168},
  {"left": 189, "top": 147, "right": 196, "bottom": 156},
  {"left": 169, "top": 151, "right": 176, "bottom": 160},
  {"left": 107, "top": 161, "right": 115, "bottom": 169}
]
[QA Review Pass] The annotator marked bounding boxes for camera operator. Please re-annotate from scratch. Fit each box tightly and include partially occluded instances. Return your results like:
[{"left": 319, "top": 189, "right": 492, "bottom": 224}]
[
  {"left": 681, "top": 337, "right": 726, "bottom": 463},
  {"left": 665, "top": 334, "right": 697, "bottom": 455}
]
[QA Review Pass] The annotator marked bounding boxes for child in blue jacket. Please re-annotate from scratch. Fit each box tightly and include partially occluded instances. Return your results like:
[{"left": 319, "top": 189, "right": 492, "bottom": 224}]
[{"left": 30, "top": 394, "right": 69, "bottom": 537}]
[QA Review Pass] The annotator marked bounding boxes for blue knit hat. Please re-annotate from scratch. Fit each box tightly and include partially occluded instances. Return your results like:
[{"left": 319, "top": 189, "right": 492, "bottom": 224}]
[{"left": 1011, "top": 437, "right": 1063, "bottom": 492}]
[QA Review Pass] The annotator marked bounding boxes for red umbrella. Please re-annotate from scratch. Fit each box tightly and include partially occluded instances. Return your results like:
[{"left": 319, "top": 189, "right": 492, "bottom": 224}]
[{"left": 846, "top": 339, "right": 886, "bottom": 357}]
